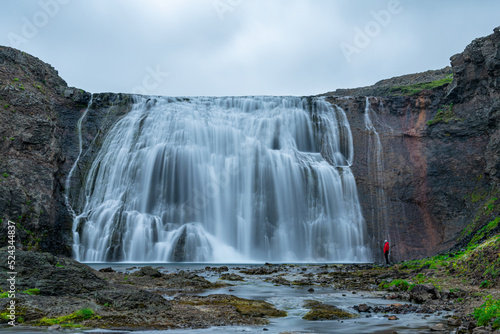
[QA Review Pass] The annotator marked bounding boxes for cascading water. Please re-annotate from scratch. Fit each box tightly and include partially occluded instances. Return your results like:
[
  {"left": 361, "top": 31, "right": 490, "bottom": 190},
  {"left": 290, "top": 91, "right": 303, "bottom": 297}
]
[
  {"left": 72, "top": 96, "right": 371, "bottom": 263},
  {"left": 65, "top": 94, "right": 93, "bottom": 218},
  {"left": 364, "top": 97, "right": 389, "bottom": 243},
  {"left": 364, "top": 97, "right": 401, "bottom": 257}
]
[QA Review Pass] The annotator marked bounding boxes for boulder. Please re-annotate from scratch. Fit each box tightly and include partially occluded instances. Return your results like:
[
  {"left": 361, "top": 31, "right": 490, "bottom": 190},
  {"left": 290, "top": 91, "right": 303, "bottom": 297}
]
[
  {"left": 410, "top": 284, "right": 441, "bottom": 304},
  {"left": 139, "top": 266, "right": 162, "bottom": 278}
]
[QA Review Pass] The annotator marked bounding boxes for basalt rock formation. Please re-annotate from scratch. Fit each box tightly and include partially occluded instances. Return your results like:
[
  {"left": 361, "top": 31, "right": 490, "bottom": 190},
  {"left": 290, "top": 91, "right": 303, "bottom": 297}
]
[
  {"left": 0, "top": 27, "right": 499, "bottom": 261},
  {"left": 0, "top": 47, "right": 90, "bottom": 255},
  {"left": 322, "top": 26, "right": 500, "bottom": 261}
]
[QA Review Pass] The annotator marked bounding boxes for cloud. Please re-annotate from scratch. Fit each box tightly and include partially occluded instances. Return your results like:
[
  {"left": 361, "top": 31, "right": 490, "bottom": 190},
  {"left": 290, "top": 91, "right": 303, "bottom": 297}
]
[{"left": 0, "top": 0, "right": 499, "bottom": 96}]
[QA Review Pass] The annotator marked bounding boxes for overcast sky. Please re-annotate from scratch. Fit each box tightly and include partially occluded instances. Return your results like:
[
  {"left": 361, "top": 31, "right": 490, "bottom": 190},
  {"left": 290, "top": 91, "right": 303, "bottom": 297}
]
[{"left": 0, "top": 0, "right": 499, "bottom": 96}]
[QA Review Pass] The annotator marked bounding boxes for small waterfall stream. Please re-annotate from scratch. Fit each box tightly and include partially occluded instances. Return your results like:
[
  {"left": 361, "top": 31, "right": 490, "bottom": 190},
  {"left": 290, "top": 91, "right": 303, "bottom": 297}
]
[
  {"left": 65, "top": 94, "right": 93, "bottom": 219},
  {"left": 72, "top": 96, "right": 371, "bottom": 263}
]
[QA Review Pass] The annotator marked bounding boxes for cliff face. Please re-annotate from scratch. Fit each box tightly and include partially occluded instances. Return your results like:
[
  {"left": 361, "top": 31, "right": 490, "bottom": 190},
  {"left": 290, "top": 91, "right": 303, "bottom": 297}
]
[
  {"left": 0, "top": 47, "right": 90, "bottom": 255},
  {"left": 0, "top": 27, "right": 499, "bottom": 261},
  {"left": 325, "top": 27, "right": 500, "bottom": 261}
]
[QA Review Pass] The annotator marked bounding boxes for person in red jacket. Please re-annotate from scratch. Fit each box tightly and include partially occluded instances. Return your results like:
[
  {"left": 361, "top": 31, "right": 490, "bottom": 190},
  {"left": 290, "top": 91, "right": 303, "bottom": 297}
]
[{"left": 383, "top": 240, "right": 390, "bottom": 265}]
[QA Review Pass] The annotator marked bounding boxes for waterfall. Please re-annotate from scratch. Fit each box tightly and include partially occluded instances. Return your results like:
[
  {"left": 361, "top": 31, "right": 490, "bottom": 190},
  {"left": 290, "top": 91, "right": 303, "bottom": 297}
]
[
  {"left": 65, "top": 94, "right": 93, "bottom": 218},
  {"left": 364, "top": 97, "right": 392, "bottom": 249},
  {"left": 72, "top": 96, "right": 371, "bottom": 263}
]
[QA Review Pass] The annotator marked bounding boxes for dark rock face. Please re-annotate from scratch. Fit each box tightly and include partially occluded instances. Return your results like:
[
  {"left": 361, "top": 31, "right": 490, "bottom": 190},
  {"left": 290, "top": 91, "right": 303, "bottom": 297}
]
[
  {"left": 0, "top": 250, "right": 107, "bottom": 296},
  {"left": 324, "top": 27, "right": 500, "bottom": 261},
  {"left": 0, "top": 46, "right": 90, "bottom": 255}
]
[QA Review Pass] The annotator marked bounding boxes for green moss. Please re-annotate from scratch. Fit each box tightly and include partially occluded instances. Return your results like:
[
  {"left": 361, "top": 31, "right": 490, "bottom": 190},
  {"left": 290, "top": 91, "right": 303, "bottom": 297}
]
[
  {"left": 21, "top": 288, "right": 40, "bottom": 295},
  {"left": 469, "top": 217, "right": 500, "bottom": 246},
  {"left": 389, "top": 76, "right": 453, "bottom": 96},
  {"left": 302, "top": 300, "right": 357, "bottom": 321},
  {"left": 427, "top": 103, "right": 460, "bottom": 126},
  {"left": 181, "top": 295, "right": 286, "bottom": 318},
  {"left": 37, "top": 308, "right": 96, "bottom": 327},
  {"left": 379, "top": 279, "right": 411, "bottom": 291},
  {"left": 0, "top": 292, "right": 9, "bottom": 298}
]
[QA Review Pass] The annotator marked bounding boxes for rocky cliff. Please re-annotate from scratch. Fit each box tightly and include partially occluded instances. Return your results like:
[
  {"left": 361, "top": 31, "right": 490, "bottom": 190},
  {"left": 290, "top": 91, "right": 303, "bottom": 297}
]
[
  {"left": 0, "top": 27, "right": 499, "bottom": 262},
  {"left": 0, "top": 47, "right": 90, "bottom": 255},
  {"left": 323, "top": 26, "right": 500, "bottom": 261}
]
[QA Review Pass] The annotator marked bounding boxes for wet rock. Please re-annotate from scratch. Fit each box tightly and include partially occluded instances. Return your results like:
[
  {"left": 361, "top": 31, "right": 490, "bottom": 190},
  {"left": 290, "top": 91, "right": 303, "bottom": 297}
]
[
  {"left": 178, "top": 294, "right": 287, "bottom": 319},
  {"left": 48, "top": 324, "right": 62, "bottom": 331},
  {"left": 269, "top": 276, "right": 291, "bottom": 286},
  {"left": 138, "top": 266, "right": 162, "bottom": 278},
  {"left": 98, "top": 267, "right": 115, "bottom": 273},
  {"left": 448, "top": 316, "right": 462, "bottom": 326},
  {"left": 240, "top": 267, "right": 279, "bottom": 275},
  {"left": 220, "top": 273, "right": 244, "bottom": 281},
  {"left": 430, "top": 323, "right": 446, "bottom": 331},
  {"left": 410, "top": 284, "right": 441, "bottom": 304},
  {"left": 161, "top": 271, "right": 219, "bottom": 291},
  {"left": 302, "top": 300, "right": 358, "bottom": 321},
  {"left": 0, "top": 250, "right": 107, "bottom": 296},
  {"left": 472, "top": 327, "right": 491, "bottom": 334},
  {"left": 355, "top": 303, "right": 371, "bottom": 313},
  {"left": 388, "top": 315, "right": 399, "bottom": 320},
  {"left": 95, "top": 288, "right": 171, "bottom": 310}
]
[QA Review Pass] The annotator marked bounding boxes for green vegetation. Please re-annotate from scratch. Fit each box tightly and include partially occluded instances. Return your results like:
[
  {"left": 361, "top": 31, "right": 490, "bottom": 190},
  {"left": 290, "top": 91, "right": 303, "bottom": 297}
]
[
  {"left": 427, "top": 103, "right": 461, "bottom": 126},
  {"left": 395, "top": 231, "right": 500, "bottom": 289},
  {"left": 56, "top": 262, "right": 64, "bottom": 268},
  {"left": 480, "top": 280, "right": 492, "bottom": 289},
  {"left": 461, "top": 188, "right": 500, "bottom": 245},
  {"left": 389, "top": 75, "right": 453, "bottom": 96},
  {"left": 469, "top": 217, "right": 500, "bottom": 246},
  {"left": 33, "top": 83, "right": 45, "bottom": 94},
  {"left": 474, "top": 295, "right": 500, "bottom": 329},
  {"left": 379, "top": 279, "right": 413, "bottom": 291},
  {"left": 21, "top": 288, "right": 40, "bottom": 295},
  {"left": 0, "top": 292, "right": 9, "bottom": 298},
  {"left": 2, "top": 173, "right": 8, "bottom": 178},
  {"left": 38, "top": 308, "right": 97, "bottom": 327}
]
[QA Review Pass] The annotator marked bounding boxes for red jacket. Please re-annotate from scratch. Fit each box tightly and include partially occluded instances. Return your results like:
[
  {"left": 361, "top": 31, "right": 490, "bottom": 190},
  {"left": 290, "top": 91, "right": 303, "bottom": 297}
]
[{"left": 383, "top": 242, "right": 389, "bottom": 253}]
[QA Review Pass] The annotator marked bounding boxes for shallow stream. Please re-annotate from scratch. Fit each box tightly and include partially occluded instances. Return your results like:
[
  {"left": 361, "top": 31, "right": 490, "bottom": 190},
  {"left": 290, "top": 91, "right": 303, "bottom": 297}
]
[{"left": 6, "top": 263, "right": 450, "bottom": 334}]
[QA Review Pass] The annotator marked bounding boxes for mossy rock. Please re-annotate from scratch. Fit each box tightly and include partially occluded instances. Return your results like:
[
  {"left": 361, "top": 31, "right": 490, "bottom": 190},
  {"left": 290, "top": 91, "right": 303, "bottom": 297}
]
[
  {"left": 302, "top": 300, "right": 357, "bottom": 321},
  {"left": 179, "top": 294, "right": 287, "bottom": 318}
]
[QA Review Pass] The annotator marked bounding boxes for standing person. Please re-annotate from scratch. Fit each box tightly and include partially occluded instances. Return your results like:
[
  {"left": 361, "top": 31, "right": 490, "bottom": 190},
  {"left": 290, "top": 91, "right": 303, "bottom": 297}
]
[{"left": 383, "top": 240, "right": 390, "bottom": 265}]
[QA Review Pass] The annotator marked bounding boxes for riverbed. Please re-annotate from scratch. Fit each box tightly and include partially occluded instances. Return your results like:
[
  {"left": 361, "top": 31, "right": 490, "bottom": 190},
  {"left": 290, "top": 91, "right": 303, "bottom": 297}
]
[{"left": 4, "top": 262, "right": 452, "bottom": 334}]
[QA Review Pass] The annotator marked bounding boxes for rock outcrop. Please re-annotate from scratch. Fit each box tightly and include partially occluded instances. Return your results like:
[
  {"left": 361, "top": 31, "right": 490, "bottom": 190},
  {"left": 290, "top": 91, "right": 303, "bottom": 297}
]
[
  {"left": 0, "top": 47, "right": 90, "bottom": 255},
  {"left": 324, "top": 26, "right": 500, "bottom": 261}
]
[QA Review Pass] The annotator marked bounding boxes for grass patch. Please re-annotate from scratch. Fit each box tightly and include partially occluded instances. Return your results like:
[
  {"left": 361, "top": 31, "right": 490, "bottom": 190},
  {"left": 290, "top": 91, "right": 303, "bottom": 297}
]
[
  {"left": 469, "top": 217, "right": 500, "bottom": 246},
  {"left": 379, "top": 279, "right": 412, "bottom": 291},
  {"left": 38, "top": 308, "right": 97, "bottom": 328},
  {"left": 389, "top": 75, "right": 453, "bottom": 96}
]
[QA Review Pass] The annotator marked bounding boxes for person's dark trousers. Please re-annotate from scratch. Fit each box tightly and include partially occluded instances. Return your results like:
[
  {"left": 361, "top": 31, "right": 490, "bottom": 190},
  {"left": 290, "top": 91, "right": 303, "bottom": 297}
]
[{"left": 384, "top": 252, "right": 390, "bottom": 265}]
